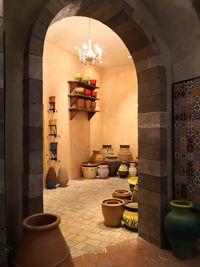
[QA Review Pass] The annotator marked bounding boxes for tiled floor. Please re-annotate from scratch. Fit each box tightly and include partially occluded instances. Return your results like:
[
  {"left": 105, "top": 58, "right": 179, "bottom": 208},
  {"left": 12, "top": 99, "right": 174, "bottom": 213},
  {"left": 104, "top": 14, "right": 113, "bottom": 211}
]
[
  {"left": 44, "top": 177, "right": 200, "bottom": 267},
  {"left": 44, "top": 177, "right": 137, "bottom": 257}
]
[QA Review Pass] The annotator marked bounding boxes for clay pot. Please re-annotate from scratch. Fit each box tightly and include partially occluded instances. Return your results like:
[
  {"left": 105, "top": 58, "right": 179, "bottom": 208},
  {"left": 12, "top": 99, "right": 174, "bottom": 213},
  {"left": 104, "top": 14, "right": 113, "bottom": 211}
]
[
  {"left": 84, "top": 99, "right": 91, "bottom": 110},
  {"left": 118, "top": 145, "right": 133, "bottom": 162},
  {"left": 100, "top": 145, "right": 114, "bottom": 159},
  {"left": 131, "top": 182, "right": 138, "bottom": 202},
  {"left": 91, "top": 91, "right": 97, "bottom": 97},
  {"left": 89, "top": 150, "right": 104, "bottom": 164},
  {"left": 123, "top": 202, "right": 138, "bottom": 231},
  {"left": 50, "top": 142, "right": 58, "bottom": 155},
  {"left": 118, "top": 163, "right": 129, "bottom": 178},
  {"left": 49, "top": 96, "right": 56, "bottom": 103},
  {"left": 58, "top": 166, "right": 69, "bottom": 187},
  {"left": 101, "top": 198, "right": 124, "bottom": 227},
  {"left": 105, "top": 155, "right": 121, "bottom": 176},
  {"left": 112, "top": 189, "right": 132, "bottom": 202},
  {"left": 13, "top": 213, "right": 74, "bottom": 267},
  {"left": 97, "top": 165, "right": 109, "bottom": 179},
  {"left": 90, "top": 101, "right": 96, "bottom": 111},
  {"left": 46, "top": 167, "right": 57, "bottom": 189},
  {"left": 82, "top": 163, "right": 98, "bottom": 179},
  {"left": 75, "top": 87, "right": 84, "bottom": 94},
  {"left": 49, "top": 119, "right": 57, "bottom": 135},
  {"left": 89, "top": 79, "right": 97, "bottom": 86},
  {"left": 76, "top": 98, "right": 84, "bottom": 109},
  {"left": 83, "top": 89, "right": 91, "bottom": 95},
  {"left": 74, "top": 73, "right": 82, "bottom": 81}
]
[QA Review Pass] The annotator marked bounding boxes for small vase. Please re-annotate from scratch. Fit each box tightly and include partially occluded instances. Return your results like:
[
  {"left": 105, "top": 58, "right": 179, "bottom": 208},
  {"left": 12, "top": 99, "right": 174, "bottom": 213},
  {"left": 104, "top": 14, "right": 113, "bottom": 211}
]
[
  {"left": 90, "top": 101, "right": 96, "bottom": 111},
  {"left": 164, "top": 200, "right": 199, "bottom": 260},
  {"left": 123, "top": 202, "right": 138, "bottom": 231},
  {"left": 76, "top": 98, "right": 84, "bottom": 109},
  {"left": 58, "top": 166, "right": 69, "bottom": 187},
  {"left": 101, "top": 198, "right": 124, "bottom": 227},
  {"left": 46, "top": 167, "right": 57, "bottom": 189},
  {"left": 13, "top": 213, "right": 74, "bottom": 267},
  {"left": 129, "top": 162, "right": 137, "bottom": 177},
  {"left": 97, "top": 165, "right": 109, "bottom": 179},
  {"left": 50, "top": 142, "right": 58, "bottom": 155}
]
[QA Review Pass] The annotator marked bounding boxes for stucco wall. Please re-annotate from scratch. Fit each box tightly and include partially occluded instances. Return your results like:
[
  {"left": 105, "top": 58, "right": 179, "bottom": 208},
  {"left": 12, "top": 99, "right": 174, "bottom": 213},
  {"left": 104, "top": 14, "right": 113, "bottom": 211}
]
[{"left": 43, "top": 40, "right": 138, "bottom": 179}]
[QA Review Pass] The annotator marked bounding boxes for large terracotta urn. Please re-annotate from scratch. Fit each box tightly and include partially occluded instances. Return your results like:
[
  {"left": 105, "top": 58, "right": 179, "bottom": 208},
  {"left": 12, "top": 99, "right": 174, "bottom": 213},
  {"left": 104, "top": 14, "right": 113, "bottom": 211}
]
[
  {"left": 58, "top": 166, "right": 69, "bottom": 187},
  {"left": 89, "top": 150, "right": 104, "bottom": 164},
  {"left": 13, "top": 213, "right": 74, "bottom": 267},
  {"left": 164, "top": 200, "right": 199, "bottom": 260},
  {"left": 101, "top": 198, "right": 124, "bottom": 227}
]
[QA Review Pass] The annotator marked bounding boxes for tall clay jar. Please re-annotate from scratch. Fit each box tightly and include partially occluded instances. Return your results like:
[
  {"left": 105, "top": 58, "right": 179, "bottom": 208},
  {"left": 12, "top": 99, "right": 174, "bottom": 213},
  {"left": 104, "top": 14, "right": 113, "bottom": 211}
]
[
  {"left": 164, "top": 200, "right": 199, "bottom": 260},
  {"left": 101, "top": 198, "right": 124, "bottom": 227},
  {"left": 13, "top": 213, "right": 74, "bottom": 267}
]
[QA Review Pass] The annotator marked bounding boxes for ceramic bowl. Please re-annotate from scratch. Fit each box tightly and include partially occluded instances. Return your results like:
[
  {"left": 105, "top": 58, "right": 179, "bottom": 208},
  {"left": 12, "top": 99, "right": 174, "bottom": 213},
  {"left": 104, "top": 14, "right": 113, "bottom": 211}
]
[
  {"left": 91, "top": 91, "right": 97, "bottom": 98},
  {"left": 89, "top": 79, "right": 97, "bottom": 86},
  {"left": 75, "top": 87, "right": 84, "bottom": 94},
  {"left": 82, "top": 77, "right": 90, "bottom": 83},
  {"left": 84, "top": 89, "right": 91, "bottom": 95},
  {"left": 74, "top": 73, "right": 82, "bottom": 81}
]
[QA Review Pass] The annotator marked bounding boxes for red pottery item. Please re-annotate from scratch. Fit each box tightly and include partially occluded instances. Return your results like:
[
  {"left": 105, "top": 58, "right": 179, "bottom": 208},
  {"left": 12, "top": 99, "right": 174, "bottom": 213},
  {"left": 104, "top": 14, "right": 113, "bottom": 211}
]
[
  {"left": 91, "top": 91, "right": 97, "bottom": 98},
  {"left": 89, "top": 79, "right": 97, "bottom": 86},
  {"left": 83, "top": 89, "right": 91, "bottom": 95}
]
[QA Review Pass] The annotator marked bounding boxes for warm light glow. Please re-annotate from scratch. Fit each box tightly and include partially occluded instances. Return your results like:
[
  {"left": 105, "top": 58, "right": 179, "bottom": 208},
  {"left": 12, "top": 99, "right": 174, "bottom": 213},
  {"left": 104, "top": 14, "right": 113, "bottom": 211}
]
[
  {"left": 128, "top": 55, "right": 132, "bottom": 58},
  {"left": 75, "top": 18, "right": 103, "bottom": 65}
]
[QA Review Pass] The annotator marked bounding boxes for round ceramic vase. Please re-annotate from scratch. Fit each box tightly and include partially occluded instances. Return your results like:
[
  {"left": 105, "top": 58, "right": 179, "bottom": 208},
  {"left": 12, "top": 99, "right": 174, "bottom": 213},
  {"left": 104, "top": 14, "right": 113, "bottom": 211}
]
[
  {"left": 13, "top": 213, "right": 74, "bottom": 267},
  {"left": 112, "top": 189, "right": 132, "bottom": 202},
  {"left": 97, "top": 165, "right": 109, "bottom": 179},
  {"left": 46, "top": 167, "right": 57, "bottom": 189},
  {"left": 81, "top": 163, "right": 98, "bottom": 179},
  {"left": 123, "top": 202, "right": 138, "bottom": 231},
  {"left": 129, "top": 162, "right": 137, "bottom": 177},
  {"left": 101, "top": 198, "right": 124, "bottom": 227},
  {"left": 164, "top": 200, "right": 199, "bottom": 260},
  {"left": 58, "top": 166, "right": 69, "bottom": 187}
]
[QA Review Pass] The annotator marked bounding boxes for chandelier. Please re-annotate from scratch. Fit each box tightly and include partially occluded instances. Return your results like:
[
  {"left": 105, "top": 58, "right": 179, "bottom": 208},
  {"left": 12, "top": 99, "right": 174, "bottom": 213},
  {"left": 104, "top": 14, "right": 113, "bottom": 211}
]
[{"left": 75, "top": 18, "right": 102, "bottom": 64}]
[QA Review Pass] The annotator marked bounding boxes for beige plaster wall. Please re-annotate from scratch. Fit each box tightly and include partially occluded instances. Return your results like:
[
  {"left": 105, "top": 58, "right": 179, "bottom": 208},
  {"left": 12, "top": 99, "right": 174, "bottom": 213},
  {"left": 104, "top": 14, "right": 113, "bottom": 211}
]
[
  {"left": 100, "top": 64, "right": 138, "bottom": 160},
  {"left": 43, "top": 41, "right": 138, "bottom": 181},
  {"left": 43, "top": 41, "right": 101, "bottom": 181}
]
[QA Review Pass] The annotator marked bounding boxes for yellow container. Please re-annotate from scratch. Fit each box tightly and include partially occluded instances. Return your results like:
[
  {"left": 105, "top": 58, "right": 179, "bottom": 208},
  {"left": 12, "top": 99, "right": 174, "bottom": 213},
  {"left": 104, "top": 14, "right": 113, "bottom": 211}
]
[
  {"left": 123, "top": 202, "right": 138, "bottom": 231},
  {"left": 128, "top": 176, "right": 138, "bottom": 192}
]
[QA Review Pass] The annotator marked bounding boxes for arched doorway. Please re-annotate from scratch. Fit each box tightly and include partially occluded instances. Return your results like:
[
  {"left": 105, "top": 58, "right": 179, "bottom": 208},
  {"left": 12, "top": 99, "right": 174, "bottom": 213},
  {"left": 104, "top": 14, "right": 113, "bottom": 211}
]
[{"left": 23, "top": 0, "right": 171, "bottom": 248}]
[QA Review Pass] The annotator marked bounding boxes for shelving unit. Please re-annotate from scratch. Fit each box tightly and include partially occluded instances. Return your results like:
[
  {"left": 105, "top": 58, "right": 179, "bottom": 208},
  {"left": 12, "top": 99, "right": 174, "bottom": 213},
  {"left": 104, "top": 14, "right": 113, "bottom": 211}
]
[{"left": 68, "top": 81, "right": 99, "bottom": 120}]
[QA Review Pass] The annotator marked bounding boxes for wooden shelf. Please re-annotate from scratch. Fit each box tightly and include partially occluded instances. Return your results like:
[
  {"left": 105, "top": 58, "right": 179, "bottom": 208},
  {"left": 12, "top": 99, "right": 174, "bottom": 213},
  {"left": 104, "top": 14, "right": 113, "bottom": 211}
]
[
  {"left": 68, "top": 94, "right": 99, "bottom": 106},
  {"left": 69, "top": 107, "right": 99, "bottom": 120},
  {"left": 68, "top": 81, "right": 99, "bottom": 93}
]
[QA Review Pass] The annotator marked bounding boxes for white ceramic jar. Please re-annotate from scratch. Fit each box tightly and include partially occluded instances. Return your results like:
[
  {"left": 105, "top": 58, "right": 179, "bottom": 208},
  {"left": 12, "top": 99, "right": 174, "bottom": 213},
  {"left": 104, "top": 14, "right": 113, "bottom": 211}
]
[{"left": 97, "top": 165, "right": 109, "bottom": 179}]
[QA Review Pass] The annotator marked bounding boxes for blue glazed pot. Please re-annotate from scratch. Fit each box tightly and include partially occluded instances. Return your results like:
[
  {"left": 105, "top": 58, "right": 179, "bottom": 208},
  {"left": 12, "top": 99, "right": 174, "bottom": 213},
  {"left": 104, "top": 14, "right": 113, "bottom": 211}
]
[
  {"left": 50, "top": 142, "right": 58, "bottom": 154},
  {"left": 45, "top": 167, "right": 57, "bottom": 189},
  {"left": 164, "top": 200, "right": 199, "bottom": 260}
]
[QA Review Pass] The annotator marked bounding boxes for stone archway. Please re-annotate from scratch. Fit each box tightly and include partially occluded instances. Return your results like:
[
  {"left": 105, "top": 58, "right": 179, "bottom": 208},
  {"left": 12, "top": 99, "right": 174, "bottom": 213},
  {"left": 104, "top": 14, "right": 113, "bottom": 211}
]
[{"left": 23, "top": 0, "right": 171, "bottom": 248}]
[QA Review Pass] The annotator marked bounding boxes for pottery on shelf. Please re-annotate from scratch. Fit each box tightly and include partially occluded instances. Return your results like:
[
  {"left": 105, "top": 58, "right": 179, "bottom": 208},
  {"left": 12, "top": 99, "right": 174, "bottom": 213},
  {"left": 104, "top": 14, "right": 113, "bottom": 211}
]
[
  {"left": 13, "top": 213, "right": 74, "bottom": 267},
  {"left": 91, "top": 91, "right": 97, "bottom": 98},
  {"left": 89, "top": 79, "right": 97, "bottom": 86},
  {"left": 81, "top": 163, "right": 98, "bottom": 179},
  {"left": 50, "top": 142, "right": 58, "bottom": 155},
  {"left": 128, "top": 176, "right": 138, "bottom": 192},
  {"left": 97, "top": 165, "right": 109, "bottom": 179},
  {"left": 129, "top": 162, "right": 137, "bottom": 177},
  {"left": 58, "top": 166, "right": 69, "bottom": 187},
  {"left": 164, "top": 200, "right": 199, "bottom": 260},
  {"left": 49, "top": 96, "right": 56, "bottom": 103},
  {"left": 118, "top": 145, "right": 133, "bottom": 162},
  {"left": 76, "top": 98, "right": 84, "bottom": 109},
  {"left": 89, "top": 150, "right": 104, "bottom": 164},
  {"left": 112, "top": 189, "right": 132, "bottom": 202},
  {"left": 84, "top": 99, "right": 91, "bottom": 110},
  {"left": 49, "top": 119, "right": 57, "bottom": 135},
  {"left": 82, "top": 76, "right": 90, "bottom": 83},
  {"left": 101, "top": 198, "right": 124, "bottom": 227},
  {"left": 74, "top": 73, "right": 82, "bottom": 81},
  {"left": 75, "top": 87, "right": 84, "bottom": 94},
  {"left": 90, "top": 101, "right": 96, "bottom": 111},
  {"left": 83, "top": 88, "right": 91, "bottom": 95},
  {"left": 46, "top": 167, "right": 58, "bottom": 189},
  {"left": 123, "top": 202, "right": 138, "bottom": 231}
]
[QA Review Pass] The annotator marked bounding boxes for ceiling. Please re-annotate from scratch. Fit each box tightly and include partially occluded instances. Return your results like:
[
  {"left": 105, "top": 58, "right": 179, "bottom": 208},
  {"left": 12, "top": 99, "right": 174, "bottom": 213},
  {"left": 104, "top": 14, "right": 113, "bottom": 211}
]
[{"left": 46, "top": 16, "right": 134, "bottom": 68}]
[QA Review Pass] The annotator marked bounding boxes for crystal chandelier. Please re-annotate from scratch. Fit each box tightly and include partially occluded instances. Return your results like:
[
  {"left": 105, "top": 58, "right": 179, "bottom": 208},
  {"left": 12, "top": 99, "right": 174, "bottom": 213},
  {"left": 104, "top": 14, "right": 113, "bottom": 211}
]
[{"left": 75, "top": 18, "right": 102, "bottom": 64}]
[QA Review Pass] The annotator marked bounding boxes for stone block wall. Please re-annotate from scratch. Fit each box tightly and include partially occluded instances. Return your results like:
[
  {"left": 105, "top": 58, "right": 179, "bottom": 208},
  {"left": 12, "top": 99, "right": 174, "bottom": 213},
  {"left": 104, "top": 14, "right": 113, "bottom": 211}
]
[{"left": 137, "top": 66, "right": 168, "bottom": 247}]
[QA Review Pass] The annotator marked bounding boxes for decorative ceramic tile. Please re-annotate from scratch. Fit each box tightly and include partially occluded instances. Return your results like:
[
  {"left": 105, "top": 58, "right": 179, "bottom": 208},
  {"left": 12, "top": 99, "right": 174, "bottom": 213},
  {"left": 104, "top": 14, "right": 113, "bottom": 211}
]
[{"left": 173, "top": 77, "right": 200, "bottom": 211}]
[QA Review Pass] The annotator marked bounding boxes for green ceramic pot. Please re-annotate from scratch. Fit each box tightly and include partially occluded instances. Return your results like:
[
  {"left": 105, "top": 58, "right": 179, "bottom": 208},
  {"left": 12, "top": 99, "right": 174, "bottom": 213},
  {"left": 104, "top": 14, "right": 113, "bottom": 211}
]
[{"left": 164, "top": 200, "right": 199, "bottom": 260}]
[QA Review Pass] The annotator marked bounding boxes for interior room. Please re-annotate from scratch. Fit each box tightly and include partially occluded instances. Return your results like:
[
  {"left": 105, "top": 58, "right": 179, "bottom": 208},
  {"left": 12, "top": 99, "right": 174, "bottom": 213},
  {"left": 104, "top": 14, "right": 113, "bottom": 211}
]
[{"left": 43, "top": 16, "right": 138, "bottom": 257}]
